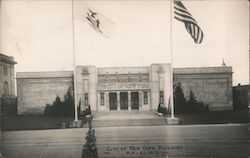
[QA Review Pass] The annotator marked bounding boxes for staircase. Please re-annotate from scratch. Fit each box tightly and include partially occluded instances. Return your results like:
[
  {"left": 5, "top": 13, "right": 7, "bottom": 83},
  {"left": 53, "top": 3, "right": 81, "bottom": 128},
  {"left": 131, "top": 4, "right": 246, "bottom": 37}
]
[{"left": 92, "top": 111, "right": 167, "bottom": 127}]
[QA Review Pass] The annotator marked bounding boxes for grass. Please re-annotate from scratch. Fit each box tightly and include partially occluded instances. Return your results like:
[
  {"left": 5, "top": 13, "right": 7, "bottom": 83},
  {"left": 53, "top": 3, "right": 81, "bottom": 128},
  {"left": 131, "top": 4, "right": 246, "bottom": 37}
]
[
  {"left": 1, "top": 110, "right": 248, "bottom": 131},
  {"left": 175, "top": 110, "right": 248, "bottom": 125},
  {"left": 1, "top": 115, "right": 79, "bottom": 131}
]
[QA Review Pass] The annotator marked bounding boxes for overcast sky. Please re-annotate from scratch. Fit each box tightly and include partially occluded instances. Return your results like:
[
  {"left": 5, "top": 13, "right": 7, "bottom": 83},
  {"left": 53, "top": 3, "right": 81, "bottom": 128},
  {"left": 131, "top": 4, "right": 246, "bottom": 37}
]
[{"left": 0, "top": 0, "right": 249, "bottom": 86}]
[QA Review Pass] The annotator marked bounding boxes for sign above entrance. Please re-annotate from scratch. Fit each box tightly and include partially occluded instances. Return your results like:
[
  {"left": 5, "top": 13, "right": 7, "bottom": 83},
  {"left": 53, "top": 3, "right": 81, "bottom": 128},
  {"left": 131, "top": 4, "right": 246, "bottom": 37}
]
[{"left": 97, "top": 82, "right": 151, "bottom": 91}]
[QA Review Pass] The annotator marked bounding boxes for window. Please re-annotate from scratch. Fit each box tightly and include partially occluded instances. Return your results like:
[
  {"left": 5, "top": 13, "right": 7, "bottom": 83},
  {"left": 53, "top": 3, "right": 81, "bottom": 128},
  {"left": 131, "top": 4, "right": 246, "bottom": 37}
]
[
  {"left": 84, "top": 93, "right": 88, "bottom": 106},
  {"left": 100, "top": 93, "right": 105, "bottom": 105},
  {"left": 143, "top": 91, "right": 148, "bottom": 104},
  {"left": 4, "top": 67, "right": 8, "bottom": 76},
  {"left": 160, "top": 91, "right": 164, "bottom": 104}
]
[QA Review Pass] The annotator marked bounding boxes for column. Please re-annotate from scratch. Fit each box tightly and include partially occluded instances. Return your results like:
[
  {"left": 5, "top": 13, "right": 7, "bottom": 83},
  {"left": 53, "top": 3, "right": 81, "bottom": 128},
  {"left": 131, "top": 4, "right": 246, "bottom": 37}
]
[
  {"left": 81, "top": 94, "right": 85, "bottom": 111},
  {"left": 128, "top": 91, "right": 131, "bottom": 111},
  {"left": 139, "top": 91, "right": 143, "bottom": 109},
  {"left": 97, "top": 92, "right": 100, "bottom": 111},
  {"left": 117, "top": 91, "right": 120, "bottom": 111},
  {"left": 148, "top": 91, "right": 151, "bottom": 108},
  {"left": 106, "top": 92, "right": 109, "bottom": 111}
]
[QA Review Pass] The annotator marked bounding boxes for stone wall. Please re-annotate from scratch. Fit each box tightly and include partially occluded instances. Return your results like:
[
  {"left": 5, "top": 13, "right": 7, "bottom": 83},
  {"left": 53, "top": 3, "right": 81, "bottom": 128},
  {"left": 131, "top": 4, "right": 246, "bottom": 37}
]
[
  {"left": 17, "top": 71, "right": 72, "bottom": 115},
  {"left": 173, "top": 67, "right": 233, "bottom": 111}
]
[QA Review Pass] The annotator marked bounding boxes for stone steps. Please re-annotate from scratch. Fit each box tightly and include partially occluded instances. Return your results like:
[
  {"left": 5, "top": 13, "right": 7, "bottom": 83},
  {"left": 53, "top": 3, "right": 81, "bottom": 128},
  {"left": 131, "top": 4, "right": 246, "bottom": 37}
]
[{"left": 92, "top": 111, "right": 167, "bottom": 127}]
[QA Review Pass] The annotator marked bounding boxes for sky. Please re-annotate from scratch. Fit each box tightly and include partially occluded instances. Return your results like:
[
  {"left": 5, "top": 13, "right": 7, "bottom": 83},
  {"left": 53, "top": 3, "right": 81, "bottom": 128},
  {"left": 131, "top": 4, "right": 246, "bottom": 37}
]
[{"left": 0, "top": 0, "right": 249, "bottom": 86}]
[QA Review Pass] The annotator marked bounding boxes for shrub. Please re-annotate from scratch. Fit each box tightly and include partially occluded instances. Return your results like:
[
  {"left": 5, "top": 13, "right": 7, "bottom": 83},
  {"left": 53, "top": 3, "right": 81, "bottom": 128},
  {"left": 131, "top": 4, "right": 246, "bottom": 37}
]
[
  {"left": 186, "top": 90, "right": 209, "bottom": 113},
  {"left": 173, "top": 82, "right": 209, "bottom": 114},
  {"left": 174, "top": 82, "right": 187, "bottom": 114},
  {"left": 82, "top": 128, "right": 98, "bottom": 158},
  {"left": 44, "top": 76, "right": 75, "bottom": 117}
]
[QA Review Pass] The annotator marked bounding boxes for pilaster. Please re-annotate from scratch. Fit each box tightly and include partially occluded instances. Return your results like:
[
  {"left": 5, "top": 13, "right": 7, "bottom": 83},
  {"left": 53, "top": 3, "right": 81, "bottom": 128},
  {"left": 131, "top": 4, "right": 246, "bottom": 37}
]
[{"left": 128, "top": 91, "right": 131, "bottom": 111}]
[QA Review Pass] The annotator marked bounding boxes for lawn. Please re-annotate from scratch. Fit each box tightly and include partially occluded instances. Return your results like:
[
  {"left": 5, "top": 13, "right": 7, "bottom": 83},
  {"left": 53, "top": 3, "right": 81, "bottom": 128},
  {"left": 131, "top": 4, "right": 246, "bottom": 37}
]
[
  {"left": 1, "top": 115, "right": 82, "bottom": 131},
  {"left": 175, "top": 110, "right": 248, "bottom": 125}
]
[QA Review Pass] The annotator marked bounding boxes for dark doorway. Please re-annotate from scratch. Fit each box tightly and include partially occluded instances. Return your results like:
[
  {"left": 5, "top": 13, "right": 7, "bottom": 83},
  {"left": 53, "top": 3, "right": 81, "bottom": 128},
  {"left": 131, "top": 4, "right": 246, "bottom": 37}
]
[
  {"left": 109, "top": 93, "right": 117, "bottom": 110},
  {"left": 131, "top": 92, "right": 139, "bottom": 110},
  {"left": 120, "top": 92, "right": 128, "bottom": 110}
]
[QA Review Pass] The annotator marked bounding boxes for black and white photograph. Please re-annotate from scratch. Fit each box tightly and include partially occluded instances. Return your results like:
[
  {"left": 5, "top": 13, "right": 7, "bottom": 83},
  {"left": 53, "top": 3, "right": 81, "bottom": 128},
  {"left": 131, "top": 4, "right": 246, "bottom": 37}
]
[{"left": 0, "top": 0, "right": 249, "bottom": 157}]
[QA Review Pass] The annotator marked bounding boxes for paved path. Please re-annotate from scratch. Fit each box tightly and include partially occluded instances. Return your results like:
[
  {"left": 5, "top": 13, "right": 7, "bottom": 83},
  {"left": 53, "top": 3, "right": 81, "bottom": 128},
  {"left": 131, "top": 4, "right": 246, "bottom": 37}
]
[{"left": 0, "top": 124, "right": 248, "bottom": 158}]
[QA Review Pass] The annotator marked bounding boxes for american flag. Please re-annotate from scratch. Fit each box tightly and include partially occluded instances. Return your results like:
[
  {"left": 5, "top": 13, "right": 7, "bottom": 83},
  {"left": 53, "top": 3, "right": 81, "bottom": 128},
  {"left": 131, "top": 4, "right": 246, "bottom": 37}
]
[{"left": 174, "top": 0, "right": 204, "bottom": 44}]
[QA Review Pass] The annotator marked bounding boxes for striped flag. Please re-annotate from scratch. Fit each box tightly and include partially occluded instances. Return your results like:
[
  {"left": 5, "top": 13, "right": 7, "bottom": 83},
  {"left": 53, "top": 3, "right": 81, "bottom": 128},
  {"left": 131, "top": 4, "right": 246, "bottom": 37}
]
[{"left": 174, "top": 0, "right": 204, "bottom": 44}]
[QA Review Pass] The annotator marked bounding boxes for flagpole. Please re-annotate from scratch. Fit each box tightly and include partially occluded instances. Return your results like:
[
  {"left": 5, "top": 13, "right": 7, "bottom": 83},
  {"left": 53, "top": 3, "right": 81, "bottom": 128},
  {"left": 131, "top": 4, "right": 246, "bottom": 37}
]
[
  {"left": 71, "top": 0, "right": 78, "bottom": 121},
  {"left": 170, "top": 0, "right": 175, "bottom": 118}
]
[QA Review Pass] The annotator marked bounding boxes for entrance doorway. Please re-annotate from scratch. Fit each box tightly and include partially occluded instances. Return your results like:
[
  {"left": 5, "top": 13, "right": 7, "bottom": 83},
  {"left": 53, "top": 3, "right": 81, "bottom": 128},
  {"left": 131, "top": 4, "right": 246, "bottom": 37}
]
[
  {"left": 131, "top": 92, "right": 139, "bottom": 110},
  {"left": 109, "top": 93, "right": 117, "bottom": 110},
  {"left": 120, "top": 92, "right": 128, "bottom": 110}
]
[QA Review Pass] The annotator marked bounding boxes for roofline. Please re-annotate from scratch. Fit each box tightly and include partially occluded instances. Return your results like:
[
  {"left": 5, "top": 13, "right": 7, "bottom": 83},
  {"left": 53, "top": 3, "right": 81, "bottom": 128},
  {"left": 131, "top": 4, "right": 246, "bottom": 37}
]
[
  {"left": 0, "top": 53, "right": 17, "bottom": 64},
  {"left": 16, "top": 71, "right": 73, "bottom": 79}
]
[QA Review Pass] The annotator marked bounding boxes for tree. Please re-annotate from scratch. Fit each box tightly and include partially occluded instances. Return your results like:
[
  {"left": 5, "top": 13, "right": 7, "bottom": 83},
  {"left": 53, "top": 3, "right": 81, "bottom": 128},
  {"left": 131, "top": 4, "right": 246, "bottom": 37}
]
[
  {"left": 186, "top": 90, "right": 197, "bottom": 112},
  {"left": 186, "top": 90, "right": 209, "bottom": 113},
  {"left": 173, "top": 83, "right": 209, "bottom": 114},
  {"left": 62, "top": 75, "right": 75, "bottom": 116},
  {"left": 44, "top": 75, "right": 75, "bottom": 116},
  {"left": 173, "top": 82, "right": 187, "bottom": 114}
]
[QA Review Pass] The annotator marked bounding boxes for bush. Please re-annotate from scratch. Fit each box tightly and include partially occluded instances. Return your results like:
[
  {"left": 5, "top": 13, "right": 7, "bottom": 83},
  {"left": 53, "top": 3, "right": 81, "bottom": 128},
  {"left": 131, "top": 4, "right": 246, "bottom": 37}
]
[
  {"left": 1, "top": 96, "right": 17, "bottom": 115},
  {"left": 186, "top": 91, "right": 209, "bottom": 113},
  {"left": 44, "top": 94, "right": 74, "bottom": 117},
  {"left": 173, "top": 82, "right": 209, "bottom": 114},
  {"left": 174, "top": 82, "right": 187, "bottom": 114},
  {"left": 82, "top": 128, "right": 98, "bottom": 158},
  {"left": 44, "top": 76, "right": 75, "bottom": 117}
]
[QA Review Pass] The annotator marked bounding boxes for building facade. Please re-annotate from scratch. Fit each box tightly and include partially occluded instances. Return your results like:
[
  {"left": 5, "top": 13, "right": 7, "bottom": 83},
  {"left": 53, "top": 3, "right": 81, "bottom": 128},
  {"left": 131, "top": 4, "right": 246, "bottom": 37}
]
[
  {"left": 233, "top": 84, "right": 249, "bottom": 110},
  {"left": 16, "top": 64, "right": 233, "bottom": 115},
  {"left": 0, "top": 53, "right": 16, "bottom": 97},
  {"left": 75, "top": 64, "right": 171, "bottom": 112},
  {"left": 0, "top": 53, "right": 17, "bottom": 115}
]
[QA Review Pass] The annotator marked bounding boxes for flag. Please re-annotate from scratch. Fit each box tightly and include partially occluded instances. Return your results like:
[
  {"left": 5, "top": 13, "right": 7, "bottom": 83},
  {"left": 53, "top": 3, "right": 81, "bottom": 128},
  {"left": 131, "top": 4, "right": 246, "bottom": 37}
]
[
  {"left": 174, "top": 0, "right": 203, "bottom": 44},
  {"left": 73, "top": 1, "right": 114, "bottom": 39}
]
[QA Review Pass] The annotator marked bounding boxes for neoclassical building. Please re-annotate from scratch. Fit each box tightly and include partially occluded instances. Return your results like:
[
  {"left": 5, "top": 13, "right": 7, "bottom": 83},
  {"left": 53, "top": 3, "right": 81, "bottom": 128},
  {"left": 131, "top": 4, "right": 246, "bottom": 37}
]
[
  {"left": 0, "top": 53, "right": 16, "bottom": 97},
  {"left": 16, "top": 64, "right": 233, "bottom": 115},
  {"left": 75, "top": 64, "right": 171, "bottom": 112},
  {"left": 0, "top": 53, "right": 17, "bottom": 115}
]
